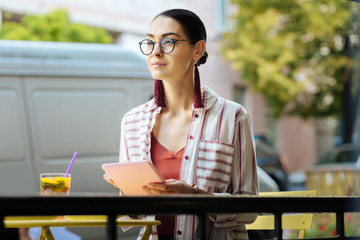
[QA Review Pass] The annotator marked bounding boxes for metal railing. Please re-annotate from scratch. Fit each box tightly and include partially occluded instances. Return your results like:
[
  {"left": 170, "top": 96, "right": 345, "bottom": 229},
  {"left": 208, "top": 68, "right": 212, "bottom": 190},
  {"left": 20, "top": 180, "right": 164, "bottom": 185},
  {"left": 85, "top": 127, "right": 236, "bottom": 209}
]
[{"left": 1, "top": 194, "right": 360, "bottom": 240}]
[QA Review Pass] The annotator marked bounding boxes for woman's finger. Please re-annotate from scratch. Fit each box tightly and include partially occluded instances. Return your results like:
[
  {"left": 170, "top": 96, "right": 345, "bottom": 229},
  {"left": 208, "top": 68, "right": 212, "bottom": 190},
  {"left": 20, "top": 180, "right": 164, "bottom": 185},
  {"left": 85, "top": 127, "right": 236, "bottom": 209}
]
[
  {"left": 143, "top": 185, "right": 175, "bottom": 194},
  {"left": 103, "top": 174, "right": 120, "bottom": 189},
  {"left": 147, "top": 182, "right": 166, "bottom": 191}
]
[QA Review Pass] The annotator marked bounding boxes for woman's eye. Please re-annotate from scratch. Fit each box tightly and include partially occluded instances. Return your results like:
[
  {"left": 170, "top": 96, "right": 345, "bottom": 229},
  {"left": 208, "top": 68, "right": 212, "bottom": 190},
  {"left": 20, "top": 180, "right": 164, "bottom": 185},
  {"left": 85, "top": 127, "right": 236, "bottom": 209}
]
[{"left": 162, "top": 40, "right": 172, "bottom": 45}]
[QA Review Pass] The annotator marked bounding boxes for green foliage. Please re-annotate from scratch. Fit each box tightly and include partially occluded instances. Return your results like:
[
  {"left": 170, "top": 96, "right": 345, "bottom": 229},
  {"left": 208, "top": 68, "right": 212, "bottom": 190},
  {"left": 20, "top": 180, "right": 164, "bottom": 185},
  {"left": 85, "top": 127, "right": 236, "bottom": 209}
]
[
  {"left": 223, "top": 0, "right": 357, "bottom": 118},
  {"left": 0, "top": 9, "right": 113, "bottom": 43}
]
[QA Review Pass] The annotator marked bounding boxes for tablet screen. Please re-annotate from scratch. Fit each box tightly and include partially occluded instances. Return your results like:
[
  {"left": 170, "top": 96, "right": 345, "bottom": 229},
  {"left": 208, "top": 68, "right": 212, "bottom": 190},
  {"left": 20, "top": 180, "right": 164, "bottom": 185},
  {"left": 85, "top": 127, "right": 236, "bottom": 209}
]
[{"left": 102, "top": 161, "right": 165, "bottom": 195}]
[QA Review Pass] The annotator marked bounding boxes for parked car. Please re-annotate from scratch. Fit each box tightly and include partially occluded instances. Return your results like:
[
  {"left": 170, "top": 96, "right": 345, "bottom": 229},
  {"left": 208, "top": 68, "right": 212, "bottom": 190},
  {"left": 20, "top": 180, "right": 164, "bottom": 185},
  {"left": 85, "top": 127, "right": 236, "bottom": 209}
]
[
  {"left": 316, "top": 143, "right": 360, "bottom": 165},
  {"left": 289, "top": 144, "right": 360, "bottom": 192},
  {"left": 304, "top": 143, "right": 360, "bottom": 196},
  {"left": 257, "top": 166, "right": 279, "bottom": 192},
  {"left": 254, "top": 135, "right": 289, "bottom": 190}
]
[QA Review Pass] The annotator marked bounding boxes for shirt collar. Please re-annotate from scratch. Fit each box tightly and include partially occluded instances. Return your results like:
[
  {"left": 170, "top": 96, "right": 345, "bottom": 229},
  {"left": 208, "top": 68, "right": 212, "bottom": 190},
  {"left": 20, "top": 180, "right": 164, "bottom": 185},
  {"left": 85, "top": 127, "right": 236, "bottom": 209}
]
[{"left": 198, "top": 86, "right": 218, "bottom": 111}]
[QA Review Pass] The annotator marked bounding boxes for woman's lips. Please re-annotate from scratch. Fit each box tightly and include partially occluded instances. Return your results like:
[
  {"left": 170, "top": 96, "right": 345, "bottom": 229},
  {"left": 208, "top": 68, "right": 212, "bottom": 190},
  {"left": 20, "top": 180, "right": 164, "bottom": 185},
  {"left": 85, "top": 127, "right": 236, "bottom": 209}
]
[{"left": 151, "top": 62, "right": 166, "bottom": 68}]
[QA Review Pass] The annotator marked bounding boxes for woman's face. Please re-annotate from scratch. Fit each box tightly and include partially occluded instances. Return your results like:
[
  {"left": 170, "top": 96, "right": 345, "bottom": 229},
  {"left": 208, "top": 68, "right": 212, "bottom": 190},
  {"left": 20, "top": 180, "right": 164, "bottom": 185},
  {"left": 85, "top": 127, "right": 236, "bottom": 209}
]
[{"left": 145, "top": 15, "right": 197, "bottom": 82}]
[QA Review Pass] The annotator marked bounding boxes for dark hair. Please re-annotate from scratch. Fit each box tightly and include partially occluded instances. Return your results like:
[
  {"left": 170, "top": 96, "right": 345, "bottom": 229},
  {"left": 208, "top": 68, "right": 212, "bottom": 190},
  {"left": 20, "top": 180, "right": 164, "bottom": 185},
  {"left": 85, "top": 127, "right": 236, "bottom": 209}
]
[
  {"left": 155, "top": 9, "right": 208, "bottom": 66},
  {"left": 154, "top": 9, "right": 206, "bottom": 108}
]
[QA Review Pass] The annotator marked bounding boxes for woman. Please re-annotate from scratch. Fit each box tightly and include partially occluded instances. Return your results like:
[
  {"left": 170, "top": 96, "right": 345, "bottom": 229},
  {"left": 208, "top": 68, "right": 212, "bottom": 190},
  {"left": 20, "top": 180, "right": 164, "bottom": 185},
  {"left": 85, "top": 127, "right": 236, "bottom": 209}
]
[{"left": 104, "top": 8, "right": 258, "bottom": 240}]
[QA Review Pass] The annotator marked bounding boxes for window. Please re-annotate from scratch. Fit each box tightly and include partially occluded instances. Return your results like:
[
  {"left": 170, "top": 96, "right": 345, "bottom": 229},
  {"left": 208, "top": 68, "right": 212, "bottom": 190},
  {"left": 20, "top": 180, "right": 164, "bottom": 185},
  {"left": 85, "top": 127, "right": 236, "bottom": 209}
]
[
  {"left": 233, "top": 86, "right": 245, "bottom": 106},
  {"left": 215, "top": 0, "right": 230, "bottom": 33}
]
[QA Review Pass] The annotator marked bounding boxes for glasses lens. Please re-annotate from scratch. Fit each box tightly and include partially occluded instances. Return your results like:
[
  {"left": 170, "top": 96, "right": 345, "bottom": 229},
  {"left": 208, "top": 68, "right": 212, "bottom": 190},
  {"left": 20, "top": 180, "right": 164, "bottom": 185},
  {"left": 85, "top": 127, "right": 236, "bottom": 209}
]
[
  {"left": 139, "top": 39, "right": 153, "bottom": 55},
  {"left": 160, "top": 38, "right": 175, "bottom": 54}
]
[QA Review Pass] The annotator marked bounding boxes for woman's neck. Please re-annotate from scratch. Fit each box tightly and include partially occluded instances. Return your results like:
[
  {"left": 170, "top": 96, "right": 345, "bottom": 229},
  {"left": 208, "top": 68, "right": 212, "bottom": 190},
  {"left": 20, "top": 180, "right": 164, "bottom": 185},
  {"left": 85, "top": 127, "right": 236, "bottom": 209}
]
[{"left": 162, "top": 79, "right": 194, "bottom": 115}]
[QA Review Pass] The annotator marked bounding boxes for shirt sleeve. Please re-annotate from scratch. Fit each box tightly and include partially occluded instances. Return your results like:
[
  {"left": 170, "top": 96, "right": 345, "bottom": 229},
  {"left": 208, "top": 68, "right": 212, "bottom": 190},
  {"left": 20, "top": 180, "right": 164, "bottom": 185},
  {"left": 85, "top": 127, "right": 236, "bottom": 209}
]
[
  {"left": 209, "top": 111, "right": 259, "bottom": 229},
  {"left": 117, "top": 116, "right": 129, "bottom": 196}
]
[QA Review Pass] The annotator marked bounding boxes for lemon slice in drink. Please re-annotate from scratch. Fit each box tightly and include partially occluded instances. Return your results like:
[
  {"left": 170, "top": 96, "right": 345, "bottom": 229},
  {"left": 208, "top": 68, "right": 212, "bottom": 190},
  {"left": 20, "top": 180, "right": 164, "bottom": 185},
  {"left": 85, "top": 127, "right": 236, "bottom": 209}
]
[
  {"left": 55, "top": 177, "right": 70, "bottom": 182},
  {"left": 41, "top": 178, "right": 58, "bottom": 185}
]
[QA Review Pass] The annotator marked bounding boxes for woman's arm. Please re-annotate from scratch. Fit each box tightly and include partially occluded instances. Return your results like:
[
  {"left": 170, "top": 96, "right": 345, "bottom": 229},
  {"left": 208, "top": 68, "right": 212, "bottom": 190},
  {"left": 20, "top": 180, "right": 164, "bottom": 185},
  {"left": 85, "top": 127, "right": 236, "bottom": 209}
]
[{"left": 119, "top": 115, "right": 129, "bottom": 163}]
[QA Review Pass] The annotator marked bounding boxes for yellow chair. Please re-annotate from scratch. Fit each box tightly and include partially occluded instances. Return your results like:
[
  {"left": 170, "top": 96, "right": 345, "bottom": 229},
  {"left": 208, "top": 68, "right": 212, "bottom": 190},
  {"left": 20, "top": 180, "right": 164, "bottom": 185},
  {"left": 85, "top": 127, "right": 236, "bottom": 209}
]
[
  {"left": 5, "top": 215, "right": 161, "bottom": 240},
  {"left": 246, "top": 190, "right": 317, "bottom": 239}
]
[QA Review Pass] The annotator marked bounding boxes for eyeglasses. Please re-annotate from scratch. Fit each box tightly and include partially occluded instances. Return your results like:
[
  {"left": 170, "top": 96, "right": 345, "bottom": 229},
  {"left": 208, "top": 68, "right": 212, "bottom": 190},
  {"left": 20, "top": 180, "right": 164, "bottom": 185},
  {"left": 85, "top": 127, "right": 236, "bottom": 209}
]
[{"left": 138, "top": 37, "right": 190, "bottom": 55}]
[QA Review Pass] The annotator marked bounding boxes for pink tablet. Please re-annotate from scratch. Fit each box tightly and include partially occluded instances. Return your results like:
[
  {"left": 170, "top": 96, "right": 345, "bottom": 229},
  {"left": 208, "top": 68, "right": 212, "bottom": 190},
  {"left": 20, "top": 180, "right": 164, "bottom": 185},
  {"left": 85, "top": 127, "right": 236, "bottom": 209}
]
[{"left": 102, "top": 161, "right": 165, "bottom": 195}]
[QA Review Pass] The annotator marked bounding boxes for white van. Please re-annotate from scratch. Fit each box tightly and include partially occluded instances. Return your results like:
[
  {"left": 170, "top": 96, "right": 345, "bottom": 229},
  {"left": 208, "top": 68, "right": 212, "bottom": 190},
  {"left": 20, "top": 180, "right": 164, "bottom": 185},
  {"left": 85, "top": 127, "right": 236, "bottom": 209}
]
[
  {"left": 0, "top": 40, "right": 154, "bottom": 197},
  {"left": 0, "top": 40, "right": 153, "bottom": 239}
]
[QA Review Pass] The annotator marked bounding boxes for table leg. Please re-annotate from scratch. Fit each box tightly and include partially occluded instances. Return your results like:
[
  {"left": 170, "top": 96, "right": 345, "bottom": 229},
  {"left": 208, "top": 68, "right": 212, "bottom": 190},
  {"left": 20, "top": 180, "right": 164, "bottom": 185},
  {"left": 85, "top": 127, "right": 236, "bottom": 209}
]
[
  {"left": 197, "top": 214, "right": 206, "bottom": 240},
  {"left": 106, "top": 215, "right": 117, "bottom": 240},
  {"left": 141, "top": 224, "right": 152, "bottom": 240},
  {"left": 0, "top": 215, "right": 4, "bottom": 238},
  {"left": 40, "top": 226, "right": 55, "bottom": 240}
]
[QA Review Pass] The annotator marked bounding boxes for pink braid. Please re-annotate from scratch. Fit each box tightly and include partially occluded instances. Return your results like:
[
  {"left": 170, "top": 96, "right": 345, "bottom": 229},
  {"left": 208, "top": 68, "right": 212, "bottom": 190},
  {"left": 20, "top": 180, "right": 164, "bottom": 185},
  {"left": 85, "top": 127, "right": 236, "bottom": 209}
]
[
  {"left": 194, "top": 65, "right": 204, "bottom": 108},
  {"left": 154, "top": 79, "right": 166, "bottom": 107}
]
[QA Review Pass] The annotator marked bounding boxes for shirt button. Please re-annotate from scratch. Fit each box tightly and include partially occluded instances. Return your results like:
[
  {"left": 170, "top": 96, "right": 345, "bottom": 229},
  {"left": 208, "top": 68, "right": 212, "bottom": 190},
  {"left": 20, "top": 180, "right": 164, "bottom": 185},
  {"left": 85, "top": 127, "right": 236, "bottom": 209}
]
[
  {"left": 177, "top": 230, "right": 182, "bottom": 235},
  {"left": 194, "top": 114, "right": 199, "bottom": 118},
  {"left": 184, "top": 156, "right": 189, "bottom": 160},
  {"left": 189, "top": 135, "right": 194, "bottom": 140}
]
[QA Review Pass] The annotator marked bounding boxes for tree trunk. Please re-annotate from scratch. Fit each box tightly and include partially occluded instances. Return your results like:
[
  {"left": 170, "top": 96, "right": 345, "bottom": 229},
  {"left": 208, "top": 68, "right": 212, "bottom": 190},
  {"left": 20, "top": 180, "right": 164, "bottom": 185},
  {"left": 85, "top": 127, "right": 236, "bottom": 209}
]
[{"left": 342, "top": 70, "right": 354, "bottom": 144}]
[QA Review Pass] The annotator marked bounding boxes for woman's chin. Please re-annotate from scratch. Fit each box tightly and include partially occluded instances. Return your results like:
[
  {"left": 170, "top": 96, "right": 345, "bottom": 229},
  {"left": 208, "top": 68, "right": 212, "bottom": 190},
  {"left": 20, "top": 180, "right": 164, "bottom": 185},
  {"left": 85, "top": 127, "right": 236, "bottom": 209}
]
[
  {"left": 151, "top": 74, "right": 166, "bottom": 80},
  {"left": 150, "top": 69, "right": 170, "bottom": 79}
]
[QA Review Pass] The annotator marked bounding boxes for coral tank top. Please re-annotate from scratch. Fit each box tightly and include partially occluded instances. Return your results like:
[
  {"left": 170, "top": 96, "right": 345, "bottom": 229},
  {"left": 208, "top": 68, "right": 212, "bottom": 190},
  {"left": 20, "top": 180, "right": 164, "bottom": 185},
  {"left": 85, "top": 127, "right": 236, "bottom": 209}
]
[{"left": 150, "top": 132, "right": 184, "bottom": 235}]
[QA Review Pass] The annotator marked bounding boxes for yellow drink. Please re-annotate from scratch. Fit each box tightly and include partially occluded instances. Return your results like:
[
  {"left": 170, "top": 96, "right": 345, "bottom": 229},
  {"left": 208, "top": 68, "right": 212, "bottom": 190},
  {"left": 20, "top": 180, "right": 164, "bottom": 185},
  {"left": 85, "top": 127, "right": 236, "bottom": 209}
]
[{"left": 40, "top": 174, "right": 71, "bottom": 196}]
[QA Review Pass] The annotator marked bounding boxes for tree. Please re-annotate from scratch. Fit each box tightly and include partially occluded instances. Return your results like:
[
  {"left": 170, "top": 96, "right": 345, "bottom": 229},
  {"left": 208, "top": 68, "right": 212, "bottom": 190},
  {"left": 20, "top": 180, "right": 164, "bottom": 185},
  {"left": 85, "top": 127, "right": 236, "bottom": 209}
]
[
  {"left": 223, "top": 0, "right": 358, "bottom": 123},
  {"left": 0, "top": 9, "right": 113, "bottom": 43}
]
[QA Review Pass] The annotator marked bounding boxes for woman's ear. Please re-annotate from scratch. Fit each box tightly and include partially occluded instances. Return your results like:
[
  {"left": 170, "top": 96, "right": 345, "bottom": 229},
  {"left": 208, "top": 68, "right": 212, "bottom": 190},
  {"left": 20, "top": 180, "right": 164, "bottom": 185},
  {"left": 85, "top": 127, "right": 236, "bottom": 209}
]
[{"left": 193, "top": 40, "right": 206, "bottom": 62}]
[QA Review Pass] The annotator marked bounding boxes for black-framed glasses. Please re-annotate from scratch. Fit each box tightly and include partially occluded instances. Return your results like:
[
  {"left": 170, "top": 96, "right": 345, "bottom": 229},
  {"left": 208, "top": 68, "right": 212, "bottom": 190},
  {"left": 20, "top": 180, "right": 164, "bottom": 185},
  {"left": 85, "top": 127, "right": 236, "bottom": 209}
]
[{"left": 138, "top": 37, "right": 190, "bottom": 55}]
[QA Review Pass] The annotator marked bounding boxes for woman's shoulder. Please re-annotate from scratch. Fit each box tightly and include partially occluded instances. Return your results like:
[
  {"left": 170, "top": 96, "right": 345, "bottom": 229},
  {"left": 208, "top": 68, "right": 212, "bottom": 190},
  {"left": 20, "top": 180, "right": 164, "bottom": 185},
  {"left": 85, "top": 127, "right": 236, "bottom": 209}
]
[
  {"left": 205, "top": 87, "right": 246, "bottom": 113},
  {"left": 213, "top": 94, "right": 249, "bottom": 119}
]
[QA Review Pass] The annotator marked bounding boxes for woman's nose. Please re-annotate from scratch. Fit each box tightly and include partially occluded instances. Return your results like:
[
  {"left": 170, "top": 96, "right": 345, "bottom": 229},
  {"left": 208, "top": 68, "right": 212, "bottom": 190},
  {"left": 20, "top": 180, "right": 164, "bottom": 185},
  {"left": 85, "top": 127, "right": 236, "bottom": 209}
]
[{"left": 152, "top": 42, "right": 162, "bottom": 56}]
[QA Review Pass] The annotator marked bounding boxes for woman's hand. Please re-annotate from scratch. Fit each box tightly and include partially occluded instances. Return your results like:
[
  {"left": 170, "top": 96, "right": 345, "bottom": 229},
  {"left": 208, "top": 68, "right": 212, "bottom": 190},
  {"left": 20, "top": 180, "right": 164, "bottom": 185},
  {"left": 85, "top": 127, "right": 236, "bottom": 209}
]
[
  {"left": 103, "top": 173, "right": 120, "bottom": 189},
  {"left": 142, "top": 179, "right": 197, "bottom": 195}
]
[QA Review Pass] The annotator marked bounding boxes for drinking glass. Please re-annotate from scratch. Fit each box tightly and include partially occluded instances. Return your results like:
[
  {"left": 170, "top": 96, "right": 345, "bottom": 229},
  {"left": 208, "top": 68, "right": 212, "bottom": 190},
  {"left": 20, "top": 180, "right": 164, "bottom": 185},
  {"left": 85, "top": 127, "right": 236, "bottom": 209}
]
[{"left": 40, "top": 173, "right": 71, "bottom": 196}]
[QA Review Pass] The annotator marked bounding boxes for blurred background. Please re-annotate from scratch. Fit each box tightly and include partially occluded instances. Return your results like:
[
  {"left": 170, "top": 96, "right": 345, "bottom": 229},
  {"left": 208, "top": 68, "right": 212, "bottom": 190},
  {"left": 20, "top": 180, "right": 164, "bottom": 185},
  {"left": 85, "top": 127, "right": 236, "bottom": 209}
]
[{"left": 1, "top": 0, "right": 360, "bottom": 239}]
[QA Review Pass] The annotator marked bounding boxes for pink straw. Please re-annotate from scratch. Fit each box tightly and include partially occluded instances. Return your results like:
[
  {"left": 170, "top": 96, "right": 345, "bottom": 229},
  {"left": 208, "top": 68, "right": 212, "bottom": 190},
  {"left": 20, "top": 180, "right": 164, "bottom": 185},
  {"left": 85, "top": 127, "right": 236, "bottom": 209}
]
[{"left": 65, "top": 152, "right": 78, "bottom": 176}]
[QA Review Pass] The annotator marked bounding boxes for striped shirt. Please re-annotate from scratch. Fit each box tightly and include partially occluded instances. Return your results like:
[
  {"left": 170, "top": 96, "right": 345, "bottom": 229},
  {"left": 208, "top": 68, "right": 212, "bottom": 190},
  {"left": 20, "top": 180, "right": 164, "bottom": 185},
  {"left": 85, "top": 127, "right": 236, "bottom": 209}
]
[{"left": 119, "top": 86, "right": 259, "bottom": 240}]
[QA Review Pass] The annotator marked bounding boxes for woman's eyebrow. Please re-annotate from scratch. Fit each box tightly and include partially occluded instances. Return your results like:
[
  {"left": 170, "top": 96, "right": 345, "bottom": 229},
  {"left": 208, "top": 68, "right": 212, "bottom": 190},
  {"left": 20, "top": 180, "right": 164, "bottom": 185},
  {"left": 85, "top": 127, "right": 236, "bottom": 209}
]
[{"left": 146, "top": 32, "right": 181, "bottom": 38}]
